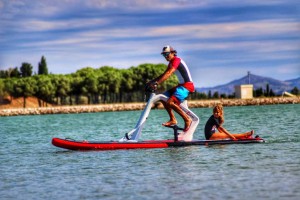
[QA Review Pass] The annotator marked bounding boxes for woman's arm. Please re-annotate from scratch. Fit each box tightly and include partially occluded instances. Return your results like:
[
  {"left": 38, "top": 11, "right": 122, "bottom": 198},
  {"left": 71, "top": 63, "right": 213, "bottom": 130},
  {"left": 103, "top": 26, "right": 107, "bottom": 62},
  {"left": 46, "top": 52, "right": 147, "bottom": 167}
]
[{"left": 217, "top": 126, "right": 237, "bottom": 140}]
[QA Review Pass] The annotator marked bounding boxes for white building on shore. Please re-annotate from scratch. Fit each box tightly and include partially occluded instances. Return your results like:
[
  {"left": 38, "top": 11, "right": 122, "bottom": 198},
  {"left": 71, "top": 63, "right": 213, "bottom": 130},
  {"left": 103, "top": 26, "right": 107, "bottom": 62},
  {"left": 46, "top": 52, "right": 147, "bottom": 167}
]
[{"left": 235, "top": 72, "right": 253, "bottom": 99}]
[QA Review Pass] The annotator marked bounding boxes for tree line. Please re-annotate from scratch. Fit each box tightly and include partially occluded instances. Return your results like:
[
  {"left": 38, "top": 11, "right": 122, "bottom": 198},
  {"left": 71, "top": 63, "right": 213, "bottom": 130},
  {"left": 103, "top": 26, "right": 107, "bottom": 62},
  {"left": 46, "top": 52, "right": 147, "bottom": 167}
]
[
  {"left": 0, "top": 57, "right": 182, "bottom": 107},
  {"left": 0, "top": 56, "right": 299, "bottom": 108},
  {"left": 0, "top": 56, "right": 48, "bottom": 78}
]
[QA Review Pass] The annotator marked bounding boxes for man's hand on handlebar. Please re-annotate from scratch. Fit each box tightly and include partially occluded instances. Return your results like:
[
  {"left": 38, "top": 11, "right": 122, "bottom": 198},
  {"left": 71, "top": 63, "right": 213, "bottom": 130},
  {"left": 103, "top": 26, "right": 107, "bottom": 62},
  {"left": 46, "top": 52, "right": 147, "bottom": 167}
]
[{"left": 145, "top": 81, "right": 158, "bottom": 92}]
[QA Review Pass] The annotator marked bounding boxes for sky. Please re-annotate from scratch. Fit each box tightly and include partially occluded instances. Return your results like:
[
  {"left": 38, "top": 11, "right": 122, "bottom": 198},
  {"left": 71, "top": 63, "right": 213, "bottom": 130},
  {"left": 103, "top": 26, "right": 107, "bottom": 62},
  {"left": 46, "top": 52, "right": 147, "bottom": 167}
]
[{"left": 0, "top": 0, "right": 299, "bottom": 87}]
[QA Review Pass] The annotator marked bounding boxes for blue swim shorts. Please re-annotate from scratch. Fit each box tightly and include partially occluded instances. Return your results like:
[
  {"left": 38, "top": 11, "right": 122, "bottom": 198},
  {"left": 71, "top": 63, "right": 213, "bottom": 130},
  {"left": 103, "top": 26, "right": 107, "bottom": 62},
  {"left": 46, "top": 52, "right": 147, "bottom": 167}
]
[{"left": 164, "top": 86, "right": 189, "bottom": 104}]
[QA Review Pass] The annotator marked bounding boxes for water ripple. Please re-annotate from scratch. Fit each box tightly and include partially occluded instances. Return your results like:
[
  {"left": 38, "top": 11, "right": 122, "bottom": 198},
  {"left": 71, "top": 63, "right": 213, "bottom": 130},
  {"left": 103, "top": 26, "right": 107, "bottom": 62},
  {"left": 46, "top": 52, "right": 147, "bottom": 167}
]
[{"left": 0, "top": 104, "right": 299, "bottom": 200}]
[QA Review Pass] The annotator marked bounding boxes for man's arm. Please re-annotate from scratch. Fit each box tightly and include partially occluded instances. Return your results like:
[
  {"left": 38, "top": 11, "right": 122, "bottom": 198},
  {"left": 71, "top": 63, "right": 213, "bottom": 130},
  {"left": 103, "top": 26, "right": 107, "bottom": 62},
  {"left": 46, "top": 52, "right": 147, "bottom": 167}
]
[{"left": 155, "top": 67, "right": 176, "bottom": 84}]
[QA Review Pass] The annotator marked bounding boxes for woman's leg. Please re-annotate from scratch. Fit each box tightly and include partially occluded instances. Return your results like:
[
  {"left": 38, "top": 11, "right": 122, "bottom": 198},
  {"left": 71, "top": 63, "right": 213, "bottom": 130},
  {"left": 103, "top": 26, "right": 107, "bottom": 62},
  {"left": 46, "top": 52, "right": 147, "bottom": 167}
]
[
  {"left": 209, "top": 132, "right": 232, "bottom": 140},
  {"left": 232, "top": 130, "right": 254, "bottom": 139},
  {"left": 209, "top": 130, "right": 254, "bottom": 140}
]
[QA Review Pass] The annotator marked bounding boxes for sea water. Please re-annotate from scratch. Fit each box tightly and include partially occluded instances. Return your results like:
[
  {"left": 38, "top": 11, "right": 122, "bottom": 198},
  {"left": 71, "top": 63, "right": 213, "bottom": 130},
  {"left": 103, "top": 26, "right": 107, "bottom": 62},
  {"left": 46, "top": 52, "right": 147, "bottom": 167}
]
[{"left": 0, "top": 104, "right": 299, "bottom": 200}]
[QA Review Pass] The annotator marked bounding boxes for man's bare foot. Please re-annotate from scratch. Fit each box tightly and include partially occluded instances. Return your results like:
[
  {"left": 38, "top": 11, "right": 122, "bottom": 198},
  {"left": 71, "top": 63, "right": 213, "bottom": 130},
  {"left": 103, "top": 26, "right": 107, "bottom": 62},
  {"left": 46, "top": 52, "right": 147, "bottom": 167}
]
[
  {"left": 183, "top": 118, "right": 192, "bottom": 131},
  {"left": 162, "top": 120, "right": 177, "bottom": 127}
]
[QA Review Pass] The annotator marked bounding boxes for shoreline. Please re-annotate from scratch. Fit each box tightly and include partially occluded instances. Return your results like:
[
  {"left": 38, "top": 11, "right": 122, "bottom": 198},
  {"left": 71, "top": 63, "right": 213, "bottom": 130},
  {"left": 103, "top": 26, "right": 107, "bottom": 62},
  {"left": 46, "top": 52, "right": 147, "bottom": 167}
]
[{"left": 0, "top": 97, "right": 299, "bottom": 117}]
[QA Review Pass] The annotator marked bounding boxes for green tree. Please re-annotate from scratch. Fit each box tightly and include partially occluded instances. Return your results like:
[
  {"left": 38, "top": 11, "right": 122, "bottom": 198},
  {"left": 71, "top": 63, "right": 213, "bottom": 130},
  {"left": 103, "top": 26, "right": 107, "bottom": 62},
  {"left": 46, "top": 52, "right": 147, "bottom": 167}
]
[
  {"left": 10, "top": 67, "right": 21, "bottom": 78},
  {"left": 269, "top": 89, "right": 275, "bottom": 97},
  {"left": 98, "top": 66, "right": 122, "bottom": 103},
  {"left": 35, "top": 75, "right": 55, "bottom": 106},
  {"left": 3, "top": 78, "right": 16, "bottom": 101},
  {"left": 84, "top": 73, "right": 99, "bottom": 104},
  {"left": 38, "top": 56, "right": 48, "bottom": 75},
  {"left": 13, "top": 77, "right": 37, "bottom": 108},
  {"left": 190, "top": 91, "right": 207, "bottom": 99},
  {"left": 2, "top": 62, "right": 213, "bottom": 105},
  {"left": 208, "top": 90, "right": 212, "bottom": 98},
  {"left": 265, "top": 84, "right": 270, "bottom": 96},
  {"left": 291, "top": 87, "right": 299, "bottom": 95},
  {"left": 70, "top": 74, "right": 84, "bottom": 105},
  {"left": 220, "top": 93, "right": 227, "bottom": 98},
  {"left": 51, "top": 75, "right": 71, "bottom": 105},
  {"left": 120, "top": 69, "right": 134, "bottom": 102},
  {"left": 0, "top": 70, "right": 9, "bottom": 78},
  {"left": 75, "top": 67, "right": 101, "bottom": 104},
  {"left": 0, "top": 79, "right": 4, "bottom": 103},
  {"left": 213, "top": 91, "right": 219, "bottom": 98},
  {"left": 228, "top": 93, "right": 235, "bottom": 98},
  {"left": 254, "top": 87, "right": 264, "bottom": 97},
  {"left": 20, "top": 62, "right": 33, "bottom": 77},
  {"left": 0, "top": 68, "right": 21, "bottom": 78}
]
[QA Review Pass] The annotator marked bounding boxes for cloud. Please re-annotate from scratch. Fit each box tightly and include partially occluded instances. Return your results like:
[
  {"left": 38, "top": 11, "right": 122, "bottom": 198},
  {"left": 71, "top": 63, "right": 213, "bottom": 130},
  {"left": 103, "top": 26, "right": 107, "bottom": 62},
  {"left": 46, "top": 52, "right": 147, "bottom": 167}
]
[
  {"left": 277, "top": 63, "right": 300, "bottom": 75},
  {"left": 1, "top": 0, "right": 299, "bottom": 87},
  {"left": 82, "top": 0, "right": 292, "bottom": 10},
  {"left": 8, "top": 17, "right": 299, "bottom": 66},
  {"left": 148, "top": 20, "right": 299, "bottom": 40},
  {"left": 84, "top": 0, "right": 206, "bottom": 10},
  {"left": 74, "top": 19, "right": 300, "bottom": 55},
  {"left": 21, "top": 18, "right": 108, "bottom": 32},
  {"left": 74, "top": 19, "right": 299, "bottom": 39},
  {"left": 1, "top": 0, "right": 291, "bottom": 18}
]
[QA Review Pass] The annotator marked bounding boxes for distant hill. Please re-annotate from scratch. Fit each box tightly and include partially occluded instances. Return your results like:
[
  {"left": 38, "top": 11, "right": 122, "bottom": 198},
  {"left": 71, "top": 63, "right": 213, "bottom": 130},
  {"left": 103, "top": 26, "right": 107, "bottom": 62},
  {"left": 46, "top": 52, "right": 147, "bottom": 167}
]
[{"left": 196, "top": 74, "right": 300, "bottom": 95}]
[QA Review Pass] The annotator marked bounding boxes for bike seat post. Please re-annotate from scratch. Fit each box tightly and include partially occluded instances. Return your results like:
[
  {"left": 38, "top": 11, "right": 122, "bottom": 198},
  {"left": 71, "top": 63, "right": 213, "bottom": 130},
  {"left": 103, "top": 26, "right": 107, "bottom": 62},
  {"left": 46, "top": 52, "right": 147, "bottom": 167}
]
[{"left": 173, "top": 125, "right": 178, "bottom": 142}]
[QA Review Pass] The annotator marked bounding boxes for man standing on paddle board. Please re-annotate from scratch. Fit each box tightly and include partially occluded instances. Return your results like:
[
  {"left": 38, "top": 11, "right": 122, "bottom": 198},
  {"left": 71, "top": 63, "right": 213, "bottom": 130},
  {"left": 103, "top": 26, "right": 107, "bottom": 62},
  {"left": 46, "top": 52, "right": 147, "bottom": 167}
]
[{"left": 146, "top": 45, "right": 195, "bottom": 131}]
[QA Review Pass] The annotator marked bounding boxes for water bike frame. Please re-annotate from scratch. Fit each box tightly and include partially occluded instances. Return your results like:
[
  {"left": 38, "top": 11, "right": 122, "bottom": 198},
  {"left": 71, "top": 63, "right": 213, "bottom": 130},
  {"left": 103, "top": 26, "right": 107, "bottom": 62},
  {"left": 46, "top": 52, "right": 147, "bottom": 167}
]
[{"left": 120, "top": 92, "right": 199, "bottom": 142}]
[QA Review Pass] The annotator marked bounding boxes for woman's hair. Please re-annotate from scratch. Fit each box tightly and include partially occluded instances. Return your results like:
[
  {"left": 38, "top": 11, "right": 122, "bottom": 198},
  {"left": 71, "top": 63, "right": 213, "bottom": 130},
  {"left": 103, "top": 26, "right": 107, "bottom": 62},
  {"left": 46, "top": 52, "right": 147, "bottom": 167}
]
[{"left": 213, "top": 104, "right": 224, "bottom": 124}]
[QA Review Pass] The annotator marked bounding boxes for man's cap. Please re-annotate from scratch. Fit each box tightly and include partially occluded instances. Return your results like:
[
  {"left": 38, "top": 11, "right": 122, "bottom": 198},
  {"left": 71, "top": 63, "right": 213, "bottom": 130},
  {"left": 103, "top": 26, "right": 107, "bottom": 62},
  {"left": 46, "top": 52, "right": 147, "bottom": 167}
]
[{"left": 161, "top": 45, "right": 176, "bottom": 54}]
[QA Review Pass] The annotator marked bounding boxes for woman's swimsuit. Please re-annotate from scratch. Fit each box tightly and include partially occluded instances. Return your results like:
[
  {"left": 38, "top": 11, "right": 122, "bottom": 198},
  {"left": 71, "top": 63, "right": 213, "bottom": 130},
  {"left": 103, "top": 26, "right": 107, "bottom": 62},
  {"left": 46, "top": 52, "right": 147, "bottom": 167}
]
[{"left": 204, "top": 115, "right": 221, "bottom": 139}]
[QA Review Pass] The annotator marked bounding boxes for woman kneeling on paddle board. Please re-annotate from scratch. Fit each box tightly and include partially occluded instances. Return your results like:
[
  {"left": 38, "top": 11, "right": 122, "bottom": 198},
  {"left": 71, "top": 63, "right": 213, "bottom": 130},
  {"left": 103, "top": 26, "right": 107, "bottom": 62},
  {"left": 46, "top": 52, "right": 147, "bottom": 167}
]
[{"left": 204, "top": 104, "right": 254, "bottom": 140}]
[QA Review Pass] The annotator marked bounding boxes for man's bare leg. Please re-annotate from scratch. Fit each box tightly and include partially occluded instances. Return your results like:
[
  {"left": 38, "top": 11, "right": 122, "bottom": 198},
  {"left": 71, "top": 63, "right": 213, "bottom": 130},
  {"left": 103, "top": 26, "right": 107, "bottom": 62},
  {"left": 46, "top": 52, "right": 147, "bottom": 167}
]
[
  {"left": 166, "top": 98, "right": 192, "bottom": 131},
  {"left": 161, "top": 101, "right": 177, "bottom": 126}
]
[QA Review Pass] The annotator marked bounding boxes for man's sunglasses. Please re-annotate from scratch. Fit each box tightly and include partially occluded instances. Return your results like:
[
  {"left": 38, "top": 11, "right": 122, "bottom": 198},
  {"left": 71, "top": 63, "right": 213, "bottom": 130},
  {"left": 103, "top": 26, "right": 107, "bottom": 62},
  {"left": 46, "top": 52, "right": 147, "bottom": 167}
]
[{"left": 161, "top": 52, "right": 170, "bottom": 57}]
